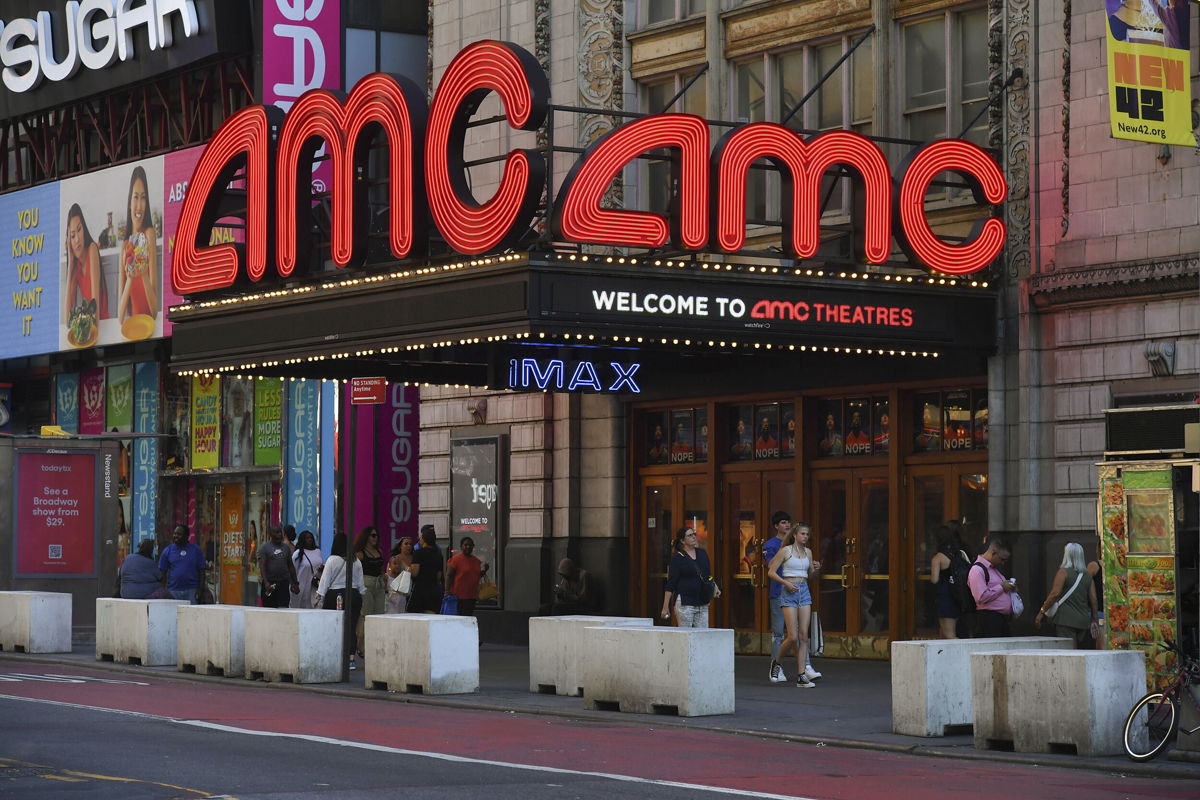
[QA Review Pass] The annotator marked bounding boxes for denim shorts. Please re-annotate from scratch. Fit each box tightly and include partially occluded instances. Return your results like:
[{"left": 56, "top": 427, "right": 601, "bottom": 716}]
[{"left": 780, "top": 580, "right": 812, "bottom": 607}]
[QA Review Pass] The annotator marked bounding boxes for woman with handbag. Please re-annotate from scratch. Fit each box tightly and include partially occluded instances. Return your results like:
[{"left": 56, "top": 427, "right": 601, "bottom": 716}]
[
  {"left": 767, "top": 523, "right": 822, "bottom": 688},
  {"left": 661, "top": 526, "right": 719, "bottom": 628},
  {"left": 291, "top": 530, "right": 324, "bottom": 610},
  {"left": 1035, "top": 542, "right": 1098, "bottom": 648},
  {"left": 386, "top": 537, "right": 417, "bottom": 613}
]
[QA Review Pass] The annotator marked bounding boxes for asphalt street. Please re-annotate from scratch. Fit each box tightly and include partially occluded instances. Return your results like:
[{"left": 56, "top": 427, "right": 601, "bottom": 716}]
[{"left": 0, "top": 662, "right": 1195, "bottom": 800}]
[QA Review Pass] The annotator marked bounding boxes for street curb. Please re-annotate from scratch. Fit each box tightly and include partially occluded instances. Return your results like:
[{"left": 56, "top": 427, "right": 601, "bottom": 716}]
[{"left": 3, "top": 652, "right": 1197, "bottom": 781}]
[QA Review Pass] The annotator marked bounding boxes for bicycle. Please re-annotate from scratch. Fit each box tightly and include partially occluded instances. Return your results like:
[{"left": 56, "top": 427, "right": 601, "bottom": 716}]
[{"left": 1122, "top": 637, "right": 1200, "bottom": 761}]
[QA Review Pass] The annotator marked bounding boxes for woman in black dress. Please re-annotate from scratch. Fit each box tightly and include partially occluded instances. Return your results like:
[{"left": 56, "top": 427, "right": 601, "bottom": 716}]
[{"left": 408, "top": 524, "right": 444, "bottom": 613}]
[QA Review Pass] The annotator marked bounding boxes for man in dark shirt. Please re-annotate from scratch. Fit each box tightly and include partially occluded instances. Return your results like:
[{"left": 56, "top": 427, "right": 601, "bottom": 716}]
[{"left": 258, "top": 524, "right": 299, "bottom": 608}]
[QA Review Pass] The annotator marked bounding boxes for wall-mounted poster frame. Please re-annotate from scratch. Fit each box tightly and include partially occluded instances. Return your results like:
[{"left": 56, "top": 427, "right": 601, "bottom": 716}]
[{"left": 449, "top": 435, "right": 507, "bottom": 609}]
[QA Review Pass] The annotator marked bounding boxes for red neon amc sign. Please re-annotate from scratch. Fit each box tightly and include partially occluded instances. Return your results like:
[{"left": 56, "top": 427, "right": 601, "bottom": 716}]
[{"left": 173, "top": 40, "right": 1007, "bottom": 295}]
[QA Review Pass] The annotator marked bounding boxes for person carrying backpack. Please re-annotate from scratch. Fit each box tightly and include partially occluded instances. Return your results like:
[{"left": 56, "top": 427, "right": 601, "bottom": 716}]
[{"left": 930, "top": 524, "right": 972, "bottom": 639}]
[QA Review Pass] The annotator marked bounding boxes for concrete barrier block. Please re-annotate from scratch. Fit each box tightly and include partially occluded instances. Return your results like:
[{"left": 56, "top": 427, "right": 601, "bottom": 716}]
[
  {"left": 243, "top": 608, "right": 343, "bottom": 683},
  {"left": 891, "top": 636, "right": 1073, "bottom": 737},
  {"left": 971, "top": 649, "right": 1146, "bottom": 756},
  {"left": 580, "top": 626, "right": 734, "bottom": 717},
  {"left": 0, "top": 591, "right": 72, "bottom": 653},
  {"left": 528, "top": 615, "right": 654, "bottom": 696},
  {"left": 364, "top": 614, "right": 478, "bottom": 695},
  {"left": 95, "top": 598, "right": 189, "bottom": 665},
  {"left": 177, "top": 605, "right": 246, "bottom": 677}
]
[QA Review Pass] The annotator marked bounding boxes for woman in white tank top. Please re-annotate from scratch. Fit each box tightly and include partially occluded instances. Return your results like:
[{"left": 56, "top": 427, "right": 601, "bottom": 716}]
[{"left": 766, "top": 522, "right": 822, "bottom": 688}]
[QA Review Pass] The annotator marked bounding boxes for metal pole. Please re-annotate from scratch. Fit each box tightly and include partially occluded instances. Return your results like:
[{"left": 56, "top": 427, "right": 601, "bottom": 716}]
[
  {"left": 342, "top": 395, "right": 355, "bottom": 682},
  {"left": 662, "top": 63, "right": 710, "bottom": 114},
  {"left": 780, "top": 26, "right": 875, "bottom": 128},
  {"left": 956, "top": 68, "right": 1023, "bottom": 140}
]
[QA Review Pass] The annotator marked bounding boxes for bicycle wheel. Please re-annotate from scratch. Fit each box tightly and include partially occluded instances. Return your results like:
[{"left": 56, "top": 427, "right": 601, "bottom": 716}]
[{"left": 1123, "top": 691, "right": 1178, "bottom": 761}]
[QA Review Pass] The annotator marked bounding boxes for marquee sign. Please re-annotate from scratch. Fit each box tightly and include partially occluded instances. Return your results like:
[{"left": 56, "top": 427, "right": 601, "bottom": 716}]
[{"left": 173, "top": 40, "right": 1008, "bottom": 297}]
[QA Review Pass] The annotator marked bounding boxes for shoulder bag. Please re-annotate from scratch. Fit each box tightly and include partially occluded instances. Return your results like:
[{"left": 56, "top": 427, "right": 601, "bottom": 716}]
[
  {"left": 809, "top": 610, "right": 824, "bottom": 656},
  {"left": 388, "top": 568, "right": 413, "bottom": 595},
  {"left": 1046, "top": 571, "right": 1085, "bottom": 619}
]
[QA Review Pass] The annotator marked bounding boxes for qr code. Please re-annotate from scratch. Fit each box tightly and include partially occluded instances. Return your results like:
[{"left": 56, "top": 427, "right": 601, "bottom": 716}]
[{"left": 48, "top": 544, "right": 63, "bottom": 559}]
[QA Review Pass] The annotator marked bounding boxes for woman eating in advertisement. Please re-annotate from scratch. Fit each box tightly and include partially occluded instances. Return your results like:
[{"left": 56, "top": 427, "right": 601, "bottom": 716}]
[
  {"left": 117, "top": 166, "right": 158, "bottom": 331},
  {"left": 62, "top": 203, "right": 109, "bottom": 347}
]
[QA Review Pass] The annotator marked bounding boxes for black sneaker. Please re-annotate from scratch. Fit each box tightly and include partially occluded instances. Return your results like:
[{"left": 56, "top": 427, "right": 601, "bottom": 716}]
[
  {"left": 796, "top": 676, "right": 815, "bottom": 688},
  {"left": 769, "top": 661, "right": 787, "bottom": 683}
]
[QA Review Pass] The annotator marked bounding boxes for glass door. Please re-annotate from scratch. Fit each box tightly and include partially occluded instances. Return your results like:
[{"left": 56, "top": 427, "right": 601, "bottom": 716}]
[
  {"left": 812, "top": 468, "right": 891, "bottom": 656},
  {"left": 908, "top": 464, "right": 988, "bottom": 638},
  {"left": 641, "top": 477, "right": 673, "bottom": 622},
  {"left": 724, "top": 471, "right": 794, "bottom": 653}
]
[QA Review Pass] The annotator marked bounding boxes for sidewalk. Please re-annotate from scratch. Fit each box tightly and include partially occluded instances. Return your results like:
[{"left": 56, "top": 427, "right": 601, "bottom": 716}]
[{"left": 3, "top": 642, "right": 1197, "bottom": 781}]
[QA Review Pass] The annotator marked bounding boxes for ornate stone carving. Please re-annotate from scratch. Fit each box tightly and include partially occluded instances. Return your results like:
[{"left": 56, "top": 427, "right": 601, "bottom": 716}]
[
  {"left": 1027, "top": 256, "right": 1200, "bottom": 308},
  {"left": 1000, "top": 0, "right": 1032, "bottom": 282},
  {"left": 578, "top": 0, "right": 623, "bottom": 211}
]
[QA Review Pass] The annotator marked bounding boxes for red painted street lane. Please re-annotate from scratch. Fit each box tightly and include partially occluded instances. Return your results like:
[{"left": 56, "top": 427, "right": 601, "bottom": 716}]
[{"left": 0, "top": 659, "right": 1190, "bottom": 800}]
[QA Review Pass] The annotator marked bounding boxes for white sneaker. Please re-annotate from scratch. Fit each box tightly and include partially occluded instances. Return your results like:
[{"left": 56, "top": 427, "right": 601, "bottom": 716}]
[
  {"left": 348, "top": 659, "right": 357, "bottom": 671},
  {"left": 796, "top": 677, "right": 816, "bottom": 688},
  {"left": 769, "top": 661, "right": 787, "bottom": 683},
  {"left": 803, "top": 666, "right": 822, "bottom": 681}
]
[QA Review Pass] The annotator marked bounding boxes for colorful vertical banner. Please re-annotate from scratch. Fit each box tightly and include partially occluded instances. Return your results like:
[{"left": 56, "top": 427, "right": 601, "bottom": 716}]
[
  {"left": 191, "top": 375, "right": 220, "bottom": 469},
  {"left": 0, "top": 382, "right": 12, "bottom": 433},
  {"left": 285, "top": 380, "right": 320, "bottom": 541},
  {"left": 255, "top": 378, "right": 283, "bottom": 465},
  {"left": 375, "top": 383, "right": 420, "bottom": 553},
  {"left": 1105, "top": 0, "right": 1194, "bottom": 145},
  {"left": 59, "top": 157, "right": 166, "bottom": 350},
  {"left": 219, "top": 482, "right": 245, "bottom": 607},
  {"left": 54, "top": 373, "right": 79, "bottom": 432},
  {"left": 0, "top": 183, "right": 60, "bottom": 359},
  {"left": 79, "top": 367, "right": 105, "bottom": 435},
  {"left": 320, "top": 380, "right": 336, "bottom": 556},
  {"left": 133, "top": 362, "right": 160, "bottom": 544},
  {"left": 341, "top": 388, "right": 377, "bottom": 543},
  {"left": 263, "top": 0, "right": 342, "bottom": 192},
  {"left": 221, "top": 377, "right": 254, "bottom": 467},
  {"left": 105, "top": 365, "right": 134, "bottom": 431}
]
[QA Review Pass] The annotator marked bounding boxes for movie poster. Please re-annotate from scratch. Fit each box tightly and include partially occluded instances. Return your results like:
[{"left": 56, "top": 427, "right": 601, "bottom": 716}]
[
  {"left": 872, "top": 398, "right": 890, "bottom": 455},
  {"left": 817, "top": 399, "right": 843, "bottom": 457},
  {"left": 669, "top": 409, "right": 694, "bottom": 464},
  {"left": 780, "top": 403, "right": 796, "bottom": 457},
  {"left": 753, "top": 404, "right": 779, "bottom": 459},
  {"left": 943, "top": 390, "right": 973, "bottom": 451},
  {"left": 729, "top": 405, "right": 753, "bottom": 460},
  {"left": 695, "top": 407, "right": 709, "bottom": 463},
  {"left": 973, "top": 392, "right": 989, "bottom": 448},
  {"left": 914, "top": 392, "right": 942, "bottom": 452},
  {"left": 844, "top": 398, "right": 872, "bottom": 456},
  {"left": 646, "top": 411, "right": 668, "bottom": 464},
  {"left": 1105, "top": 0, "right": 1193, "bottom": 146}
]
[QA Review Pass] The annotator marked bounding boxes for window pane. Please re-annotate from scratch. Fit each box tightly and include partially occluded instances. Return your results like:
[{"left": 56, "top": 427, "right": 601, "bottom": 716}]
[
  {"left": 816, "top": 43, "right": 842, "bottom": 130},
  {"left": 778, "top": 51, "right": 805, "bottom": 129},
  {"left": 648, "top": 160, "right": 671, "bottom": 213},
  {"left": 379, "top": 32, "right": 427, "bottom": 85},
  {"left": 645, "top": 81, "right": 673, "bottom": 114},
  {"left": 904, "top": 19, "right": 946, "bottom": 111},
  {"left": 851, "top": 37, "right": 873, "bottom": 127},
  {"left": 684, "top": 0, "right": 707, "bottom": 17},
  {"left": 959, "top": 8, "right": 990, "bottom": 145},
  {"left": 735, "top": 60, "right": 765, "bottom": 123},
  {"left": 908, "top": 108, "right": 945, "bottom": 142},
  {"left": 647, "top": 0, "right": 673, "bottom": 24},
  {"left": 345, "top": 28, "right": 376, "bottom": 88}
]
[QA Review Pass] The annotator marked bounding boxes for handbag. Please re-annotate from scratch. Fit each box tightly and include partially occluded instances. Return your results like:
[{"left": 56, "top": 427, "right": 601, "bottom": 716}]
[
  {"left": 440, "top": 594, "right": 458, "bottom": 615},
  {"left": 388, "top": 569, "right": 413, "bottom": 595},
  {"left": 1046, "top": 571, "right": 1085, "bottom": 619},
  {"left": 1010, "top": 591, "right": 1024, "bottom": 617},
  {"left": 809, "top": 610, "right": 825, "bottom": 656},
  {"left": 698, "top": 575, "right": 717, "bottom": 604},
  {"left": 478, "top": 578, "right": 499, "bottom": 601}
]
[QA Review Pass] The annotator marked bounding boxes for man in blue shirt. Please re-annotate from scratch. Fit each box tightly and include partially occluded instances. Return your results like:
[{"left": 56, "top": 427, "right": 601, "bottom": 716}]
[
  {"left": 763, "top": 511, "right": 821, "bottom": 683},
  {"left": 158, "top": 524, "right": 207, "bottom": 603}
]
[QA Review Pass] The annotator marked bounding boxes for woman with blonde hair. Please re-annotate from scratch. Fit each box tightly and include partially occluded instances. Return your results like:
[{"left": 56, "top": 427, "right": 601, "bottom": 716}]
[
  {"left": 767, "top": 521, "right": 822, "bottom": 687},
  {"left": 1035, "top": 542, "right": 1098, "bottom": 648}
]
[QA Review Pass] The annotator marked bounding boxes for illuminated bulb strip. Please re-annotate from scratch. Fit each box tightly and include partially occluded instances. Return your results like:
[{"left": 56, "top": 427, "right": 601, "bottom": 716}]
[
  {"left": 276, "top": 73, "right": 425, "bottom": 275},
  {"left": 895, "top": 139, "right": 1007, "bottom": 275},
  {"left": 425, "top": 41, "right": 548, "bottom": 254},
  {"left": 713, "top": 126, "right": 891, "bottom": 263},
  {"left": 172, "top": 106, "right": 272, "bottom": 293},
  {"left": 553, "top": 114, "right": 709, "bottom": 249}
]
